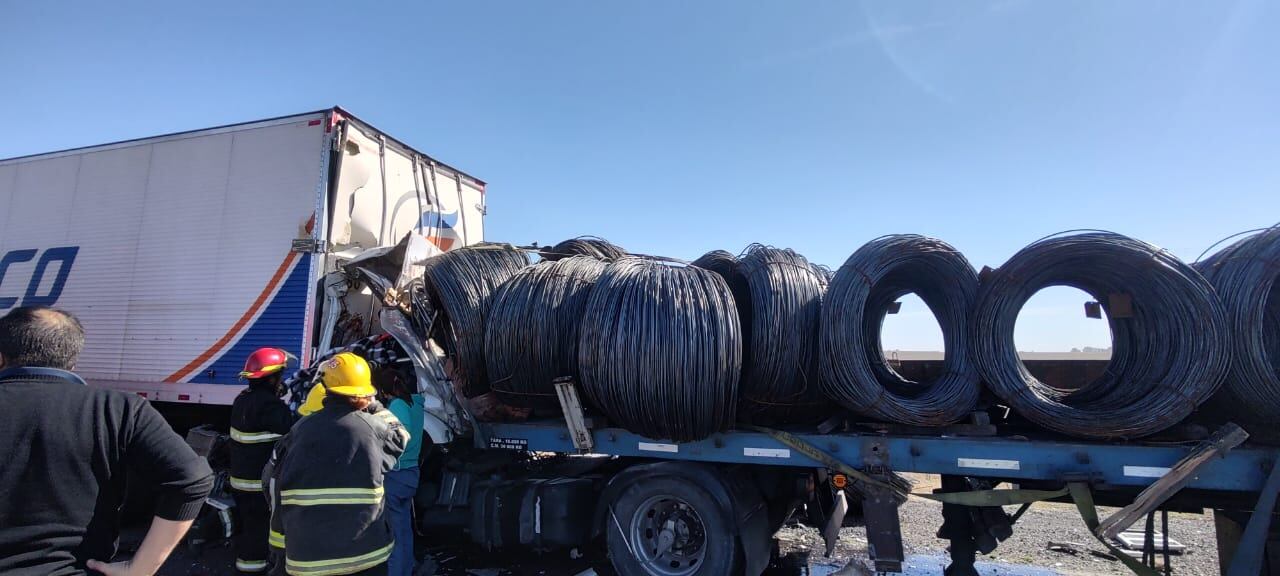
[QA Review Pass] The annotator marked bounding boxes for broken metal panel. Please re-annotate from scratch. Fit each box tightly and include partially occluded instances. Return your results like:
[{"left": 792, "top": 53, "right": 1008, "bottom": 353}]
[{"left": 329, "top": 120, "right": 484, "bottom": 257}]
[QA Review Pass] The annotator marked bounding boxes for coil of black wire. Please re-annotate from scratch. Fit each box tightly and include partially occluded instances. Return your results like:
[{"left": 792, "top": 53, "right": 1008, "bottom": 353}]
[
  {"left": 577, "top": 258, "right": 741, "bottom": 442},
  {"left": 810, "top": 262, "right": 835, "bottom": 282},
  {"left": 971, "top": 231, "right": 1229, "bottom": 439},
  {"left": 819, "top": 235, "right": 980, "bottom": 427},
  {"left": 691, "top": 250, "right": 752, "bottom": 336},
  {"left": 540, "top": 236, "right": 627, "bottom": 261},
  {"left": 421, "top": 244, "right": 530, "bottom": 397},
  {"left": 696, "top": 245, "right": 830, "bottom": 425},
  {"left": 484, "top": 256, "right": 608, "bottom": 410},
  {"left": 1196, "top": 226, "right": 1280, "bottom": 427}
]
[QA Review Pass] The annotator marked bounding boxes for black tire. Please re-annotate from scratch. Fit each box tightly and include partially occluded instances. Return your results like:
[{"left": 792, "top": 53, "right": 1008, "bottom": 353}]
[{"left": 606, "top": 476, "right": 741, "bottom": 576}]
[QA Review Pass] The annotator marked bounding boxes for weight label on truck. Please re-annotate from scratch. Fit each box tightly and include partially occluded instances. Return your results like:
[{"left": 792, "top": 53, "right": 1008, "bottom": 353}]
[
  {"left": 638, "top": 442, "right": 679, "bottom": 453},
  {"left": 957, "top": 458, "right": 1021, "bottom": 471},
  {"left": 489, "top": 437, "right": 529, "bottom": 451},
  {"left": 744, "top": 447, "right": 791, "bottom": 459},
  {"left": 1123, "top": 466, "right": 1170, "bottom": 478}
]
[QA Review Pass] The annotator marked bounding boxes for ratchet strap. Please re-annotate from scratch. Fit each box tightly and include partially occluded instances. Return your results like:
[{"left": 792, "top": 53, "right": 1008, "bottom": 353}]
[
  {"left": 1068, "top": 482, "right": 1161, "bottom": 576},
  {"left": 752, "top": 426, "right": 1161, "bottom": 576},
  {"left": 749, "top": 425, "right": 1068, "bottom": 505}
]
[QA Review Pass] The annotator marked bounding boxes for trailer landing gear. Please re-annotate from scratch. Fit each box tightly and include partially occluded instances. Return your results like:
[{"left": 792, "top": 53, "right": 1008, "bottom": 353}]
[{"left": 937, "top": 475, "right": 1014, "bottom": 576}]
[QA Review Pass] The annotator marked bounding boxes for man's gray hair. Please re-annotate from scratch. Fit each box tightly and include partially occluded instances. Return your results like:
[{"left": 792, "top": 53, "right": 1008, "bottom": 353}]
[{"left": 0, "top": 306, "right": 85, "bottom": 370}]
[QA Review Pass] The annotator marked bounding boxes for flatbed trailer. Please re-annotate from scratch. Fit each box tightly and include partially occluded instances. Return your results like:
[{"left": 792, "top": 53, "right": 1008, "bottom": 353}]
[
  {"left": 483, "top": 422, "right": 1278, "bottom": 493},
  {"left": 445, "top": 417, "right": 1280, "bottom": 576}
]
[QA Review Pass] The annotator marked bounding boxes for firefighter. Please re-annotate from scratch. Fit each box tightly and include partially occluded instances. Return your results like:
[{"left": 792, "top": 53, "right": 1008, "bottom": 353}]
[
  {"left": 229, "top": 347, "right": 296, "bottom": 575},
  {"left": 297, "top": 380, "right": 326, "bottom": 416},
  {"left": 266, "top": 352, "right": 409, "bottom": 576}
]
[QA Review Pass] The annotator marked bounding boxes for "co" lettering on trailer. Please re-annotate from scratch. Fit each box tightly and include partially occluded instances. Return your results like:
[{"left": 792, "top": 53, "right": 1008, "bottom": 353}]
[{"left": 0, "top": 247, "right": 80, "bottom": 310}]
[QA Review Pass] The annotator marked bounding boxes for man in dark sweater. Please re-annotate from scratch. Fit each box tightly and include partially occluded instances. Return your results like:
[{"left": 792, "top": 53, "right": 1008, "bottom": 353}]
[{"left": 0, "top": 306, "right": 215, "bottom": 576}]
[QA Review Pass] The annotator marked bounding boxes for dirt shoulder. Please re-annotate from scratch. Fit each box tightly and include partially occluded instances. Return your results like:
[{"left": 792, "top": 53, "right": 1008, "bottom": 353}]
[{"left": 777, "top": 474, "right": 1221, "bottom": 576}]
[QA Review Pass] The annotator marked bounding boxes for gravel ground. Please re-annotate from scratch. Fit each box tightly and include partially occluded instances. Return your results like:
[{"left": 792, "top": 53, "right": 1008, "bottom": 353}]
[{"left": 775, "top": 475, "right": 1221, "bottom": 576}]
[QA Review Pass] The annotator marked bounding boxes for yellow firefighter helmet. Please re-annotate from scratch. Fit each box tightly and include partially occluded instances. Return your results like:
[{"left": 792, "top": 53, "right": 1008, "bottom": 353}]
[
  {"left": 317, "top": 352, "right": 376, "bottom": 398},
  {"left": 297, "top": 382, "right": 327, "bottom": 416}
]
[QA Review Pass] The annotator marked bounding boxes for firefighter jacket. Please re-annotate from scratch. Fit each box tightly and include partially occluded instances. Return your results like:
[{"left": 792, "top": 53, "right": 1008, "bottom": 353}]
[
  {"left": 266, "top": 397, "right": 409, "bottom": 575},
  {"left": 229, "top": 384, "right": 295, "bottom": 493}
]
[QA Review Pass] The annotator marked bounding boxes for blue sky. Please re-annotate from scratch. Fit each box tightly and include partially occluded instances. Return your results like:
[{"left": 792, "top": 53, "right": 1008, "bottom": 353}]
[{"left": 2, "top": 1, "right": 1277, "bottom": 350}]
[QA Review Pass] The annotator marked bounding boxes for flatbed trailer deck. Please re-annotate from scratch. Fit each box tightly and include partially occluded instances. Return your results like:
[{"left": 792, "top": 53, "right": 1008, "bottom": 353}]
[
  {"left": 464, "top": 419, "right": 1280, "bottom": 575},
  {"left": 483, "top": 422, "right": 1278, "bottom": 493}
]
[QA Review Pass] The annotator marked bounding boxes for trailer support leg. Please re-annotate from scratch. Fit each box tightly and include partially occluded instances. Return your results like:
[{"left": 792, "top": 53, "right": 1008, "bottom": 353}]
[
  {"left": 1227, "top": 457, "right": 1280, "bottom": 576},
  {"left": 1161, "top": 509, "right": 1172, "bottom": 576},
  {"left": 863, "top": 489, "right": 905, "bottom": 573},
  {"left": 1215, "top": 511, "right": 1245, "bottom": 575},
  {"left": 939, "top": 475, "right": 979, "bottom": 576}
]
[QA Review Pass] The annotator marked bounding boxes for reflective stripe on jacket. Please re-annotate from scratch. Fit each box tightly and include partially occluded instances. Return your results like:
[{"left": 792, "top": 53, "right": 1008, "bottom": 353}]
[
  {"left": 231, "top": 428, "right": 284, "bottom": 443},
  {"left": 236, "top": 558, "right": 269, "bottom": 572},
  {"left": 229, "top": 385, "right": 295, "bottom": 493},
  {"left": 229, "top": 476, "right": 263, "bottom": 492},
  {"left": 267, "top": 397, "right": 409, "bottom": 575}
]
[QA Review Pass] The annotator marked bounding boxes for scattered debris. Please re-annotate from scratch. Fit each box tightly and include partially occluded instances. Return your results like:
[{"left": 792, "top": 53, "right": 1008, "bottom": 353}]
[
  {"left": 1046, "top": 541, "right": 1083, "bottom": 555},
  {"left": 830, "top": 559, "right": 874, "bottom": 576},
  {"left": 1089, "top": 550, "right": 1119, "bottom": 561},
  {"left": 1116, "top": 529, "right": 1186, "bottom": 554}
]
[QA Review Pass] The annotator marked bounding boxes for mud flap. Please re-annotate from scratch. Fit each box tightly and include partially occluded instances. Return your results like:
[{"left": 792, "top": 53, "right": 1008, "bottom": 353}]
[{"left": 823, "top": 490, "right": 849, "bottom": 557}]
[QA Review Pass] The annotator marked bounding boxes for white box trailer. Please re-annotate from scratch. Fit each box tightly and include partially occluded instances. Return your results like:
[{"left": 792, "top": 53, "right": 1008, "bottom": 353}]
[{"left": 0, "top": 107, "right": 485, "bottom": 405}]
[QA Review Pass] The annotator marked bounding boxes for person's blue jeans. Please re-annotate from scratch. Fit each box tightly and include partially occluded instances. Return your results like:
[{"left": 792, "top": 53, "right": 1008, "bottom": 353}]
[{"left": 385, "top": 467, "right": 420, "bottom": 576}]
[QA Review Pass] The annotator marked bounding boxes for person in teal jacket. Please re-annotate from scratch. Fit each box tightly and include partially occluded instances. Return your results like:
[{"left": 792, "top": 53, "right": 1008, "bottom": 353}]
[{"left": 379, "top": 368, "right": 424, "bottom": 576}]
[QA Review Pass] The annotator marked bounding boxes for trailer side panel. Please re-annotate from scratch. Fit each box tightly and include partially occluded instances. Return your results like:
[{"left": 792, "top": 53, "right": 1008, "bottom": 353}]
[{"left": 0, "top": 115, "right": 328, "bottom": 403}]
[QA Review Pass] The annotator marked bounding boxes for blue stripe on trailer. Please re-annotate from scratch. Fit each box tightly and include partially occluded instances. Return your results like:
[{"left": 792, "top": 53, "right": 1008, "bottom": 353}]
[
  {"left": 483, "top": 422, "right": 1280, "bottom": 493},
  {"left": 201, "top": 253, "right": 312, "bottom": 385}
]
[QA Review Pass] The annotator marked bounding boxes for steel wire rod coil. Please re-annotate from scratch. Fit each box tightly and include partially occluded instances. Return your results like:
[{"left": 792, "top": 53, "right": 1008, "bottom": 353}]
[
  {"left": 540, "top": 236, "right": 627, "bottom": 261},
  {"left": 971, "top": 232, "right": 1229, "bottom": 439},
  {"left": 1196, "top": 226, "right": 1280, "bottom": 425},
  {"left": 696, "top": 246, "right": 830, "bottom": 425},
  {"left": 819, "top": 235, "right": 980, "bottom": 427},
  {"left": 691, "top": 250, "right": 753, "bottom": 343},
  {"left": 421, "top": 244, "right": 531, "bottom": 397},
  {"left": 810, "top": 262, "right": 835, "bottom": 282},
  {"left": 577, "top": 258, "right": 742, "bottom": 442},
  {"left": 484, "top": 256, "right": 609, "bottom": 410}
]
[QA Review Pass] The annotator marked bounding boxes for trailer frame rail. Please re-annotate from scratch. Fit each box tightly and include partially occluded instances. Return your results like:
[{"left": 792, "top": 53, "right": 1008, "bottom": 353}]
[{"left": 483, "top": 421, "right": 1279, "bottom": 493}]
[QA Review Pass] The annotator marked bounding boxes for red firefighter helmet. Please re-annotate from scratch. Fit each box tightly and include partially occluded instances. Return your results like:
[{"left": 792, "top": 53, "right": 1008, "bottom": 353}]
[{"left": 240, "top": 347, "right": 289, "bottom": 379}]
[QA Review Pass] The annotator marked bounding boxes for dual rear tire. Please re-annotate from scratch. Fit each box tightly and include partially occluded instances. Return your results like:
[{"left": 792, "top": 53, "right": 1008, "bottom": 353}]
[{"left": 607, "top": 476, "right": 741, "bottom": 576}]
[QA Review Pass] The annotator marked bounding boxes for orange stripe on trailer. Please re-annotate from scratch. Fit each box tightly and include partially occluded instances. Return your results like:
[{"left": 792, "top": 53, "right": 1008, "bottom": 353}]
[
  {"left": 165, "top": 251, "right": 301, "bottom": 383},
  {"left": 167, "top": 217, "right": 317, "bottom": 383}
]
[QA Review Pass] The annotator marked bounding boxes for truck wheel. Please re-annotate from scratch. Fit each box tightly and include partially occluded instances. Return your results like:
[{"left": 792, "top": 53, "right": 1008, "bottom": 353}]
[{"left": 607, "top": 476, "right": 740, "bottom": 576}]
